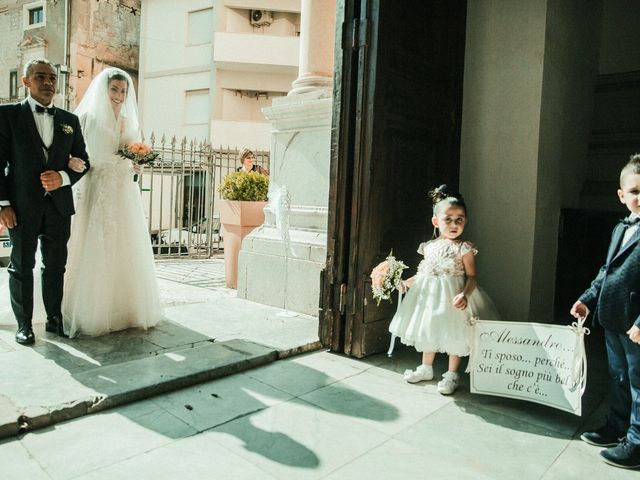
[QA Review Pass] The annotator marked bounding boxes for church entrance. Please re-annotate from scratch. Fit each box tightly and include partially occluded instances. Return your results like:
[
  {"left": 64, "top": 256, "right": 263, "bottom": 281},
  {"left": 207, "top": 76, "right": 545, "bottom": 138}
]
[{"left": 320, "top": 0, "right": 468, "bottom": 357}]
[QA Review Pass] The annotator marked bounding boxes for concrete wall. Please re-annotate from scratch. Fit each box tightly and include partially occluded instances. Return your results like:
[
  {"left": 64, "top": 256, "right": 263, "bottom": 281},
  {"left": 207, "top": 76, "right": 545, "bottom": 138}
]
[
  {"left": 461, "top": 0, "right": 602, "bottom": 322},
  {"left": 223, "top": 0, "right": 300, "bottom": 13},
  {"left": 0, "top": 0, "right": 65, "bottom": 99},
  {"left": 0, "top": 0, "right": 140, "bottom": 106},
  {"left": 70, "top": 0, "right": 141, "bottom": 108},
  {"left": 140, "top": 70, "right": 212, "bottom": 141},
  {"left": 599, "top": 0, "right": 640, "bottom": 74},
  {"left": 39, "top": 1, "right": 64, "bottom": 70},
  {"left": 211, "top": 69, "right": 291, "bottom": 148},
  {"left": 210, "top": 1, "right": 299, "bottom": 147},
  {"left": 139, "top": 0, "right": 298, "bottom": 145},
  {"left": 580, "top": 0, "right": 640, "bottom": 211},
  {"left": 530, "top": 0, "right": 601, "bottom": 320},
  {"left": 138, "top": 0, "right": 214, "bottom": 140},
  {"left": 460, "top": 0, "right": 547, "bottom": 321},
  {"left": 225, "top": 8, "right": 299, "bottom": 35},
  {"left": 213, "top": 32, "right": 299, "bottom": 69},
  {"left": 0, "top": 3, "right": 24, "bottom": 98}
]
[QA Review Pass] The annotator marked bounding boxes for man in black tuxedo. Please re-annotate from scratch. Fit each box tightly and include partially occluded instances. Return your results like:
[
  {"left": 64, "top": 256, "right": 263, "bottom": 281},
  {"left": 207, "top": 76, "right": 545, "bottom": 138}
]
[
  {"left": 0, "top": 59, "right": 89, "bottom": 345},
  {"left": 571, "top": 153, "right": 640, "bottom": 469}
]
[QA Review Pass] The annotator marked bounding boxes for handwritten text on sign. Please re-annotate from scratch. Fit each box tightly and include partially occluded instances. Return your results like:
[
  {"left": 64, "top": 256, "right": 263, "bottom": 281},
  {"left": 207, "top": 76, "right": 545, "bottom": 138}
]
[{"left": 469, "top": 320, "right": 584, "bottom": 415}]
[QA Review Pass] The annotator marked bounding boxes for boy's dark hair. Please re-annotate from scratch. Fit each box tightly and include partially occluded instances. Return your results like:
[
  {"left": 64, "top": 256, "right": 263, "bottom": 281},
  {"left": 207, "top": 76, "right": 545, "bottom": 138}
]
[{"left": 620, "top": 153, "right": 640, "bottom": 186}]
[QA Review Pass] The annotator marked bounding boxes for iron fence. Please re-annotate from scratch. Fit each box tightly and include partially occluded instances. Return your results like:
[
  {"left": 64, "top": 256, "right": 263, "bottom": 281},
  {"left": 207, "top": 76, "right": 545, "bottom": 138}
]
[{"left": 139, "top": 133, "right": 270, "bottom": 258}]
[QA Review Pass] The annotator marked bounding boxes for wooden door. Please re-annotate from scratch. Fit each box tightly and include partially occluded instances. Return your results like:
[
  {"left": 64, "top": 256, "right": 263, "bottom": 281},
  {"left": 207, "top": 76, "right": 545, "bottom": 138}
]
[{"left": 321, "top": 0, "right": 468, "bottom": 357}]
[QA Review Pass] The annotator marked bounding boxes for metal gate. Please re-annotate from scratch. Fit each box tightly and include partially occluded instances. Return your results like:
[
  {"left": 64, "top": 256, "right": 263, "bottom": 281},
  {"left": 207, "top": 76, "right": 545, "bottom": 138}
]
[{"left": 140, "top": 134, "right": 270, "bottom": 258}]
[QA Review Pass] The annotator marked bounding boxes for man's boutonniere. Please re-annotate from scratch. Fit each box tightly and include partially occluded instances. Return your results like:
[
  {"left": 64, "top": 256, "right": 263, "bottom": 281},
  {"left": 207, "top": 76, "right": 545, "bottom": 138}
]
[{"left": 61, "top": 124, "right": 73, "bottom": 135}]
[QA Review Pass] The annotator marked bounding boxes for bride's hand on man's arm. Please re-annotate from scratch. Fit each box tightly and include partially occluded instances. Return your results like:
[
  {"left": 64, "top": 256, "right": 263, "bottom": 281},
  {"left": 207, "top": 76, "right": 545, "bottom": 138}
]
[{"left": 68, "top": 156, "right": 87, "bottom": 173}]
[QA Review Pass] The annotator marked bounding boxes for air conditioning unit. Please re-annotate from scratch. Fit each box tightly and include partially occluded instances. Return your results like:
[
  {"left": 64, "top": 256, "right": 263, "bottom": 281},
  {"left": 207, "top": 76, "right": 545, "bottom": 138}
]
[{"left": 250, "top": 9, "right": 273, "bottom": 26}]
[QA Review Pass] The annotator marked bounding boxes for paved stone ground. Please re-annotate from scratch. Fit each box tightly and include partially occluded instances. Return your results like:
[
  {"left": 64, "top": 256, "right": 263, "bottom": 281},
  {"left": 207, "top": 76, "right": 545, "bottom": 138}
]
[
  {"left": 0, "top": 260, "right": 320, "bottom": 440},
  {"left": 155, "top": 256, "right": 227, "bottom": 290},
  {"left": 0, "top": 260, "right": 637, "bottom": 479},
  {"left": 1, "top": 343, "right": 637, "bottom": 480}
]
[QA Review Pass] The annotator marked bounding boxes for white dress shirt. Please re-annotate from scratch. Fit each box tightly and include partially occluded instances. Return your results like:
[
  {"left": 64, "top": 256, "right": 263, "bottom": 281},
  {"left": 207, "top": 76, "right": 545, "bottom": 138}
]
[
  {"left": 622, "top": 213, "right": 640, "bottom": 247},
  {"left": 26, "top": 96, "right": 70, "bottom": 187}
]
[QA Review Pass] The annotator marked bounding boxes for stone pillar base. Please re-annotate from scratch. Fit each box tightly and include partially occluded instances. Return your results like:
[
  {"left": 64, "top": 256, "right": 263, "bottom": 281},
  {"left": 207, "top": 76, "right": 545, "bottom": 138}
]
[
  {"left": 289, "top": 75, "right": 333, "bottom": 96},
  {"left": 237, "top": 92, "right": 332, "bottom": 316},
  {"left": 237, "top": 213, "right": 327, "bottom": 315}
]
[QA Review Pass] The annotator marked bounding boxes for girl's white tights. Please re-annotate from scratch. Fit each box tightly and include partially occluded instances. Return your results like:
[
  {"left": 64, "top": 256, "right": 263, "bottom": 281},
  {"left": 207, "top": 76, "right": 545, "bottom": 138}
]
[{"left": 421, "top": 352, "right": 461, "bottom": 374}]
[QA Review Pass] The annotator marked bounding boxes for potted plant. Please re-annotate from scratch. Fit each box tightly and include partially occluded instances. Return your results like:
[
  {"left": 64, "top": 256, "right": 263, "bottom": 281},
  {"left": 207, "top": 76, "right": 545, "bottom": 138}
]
[{"left": 218, "top": 171, "right": 269, "bottom": 288}]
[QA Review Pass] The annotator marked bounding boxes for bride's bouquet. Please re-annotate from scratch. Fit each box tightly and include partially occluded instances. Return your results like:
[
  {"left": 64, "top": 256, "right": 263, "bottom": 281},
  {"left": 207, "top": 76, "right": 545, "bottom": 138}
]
[
  {"left": 118, "top": 142, "right": 159, "bottom": 181},
  {"left": 370, "top": 251, "right": 408, "bottom": 306}
]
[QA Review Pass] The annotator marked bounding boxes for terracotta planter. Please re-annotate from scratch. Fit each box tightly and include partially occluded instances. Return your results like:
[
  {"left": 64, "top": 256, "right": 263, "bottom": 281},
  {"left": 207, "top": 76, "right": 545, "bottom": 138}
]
[{"left": 219, "top": 200, "right": 267, "bottom": 288}]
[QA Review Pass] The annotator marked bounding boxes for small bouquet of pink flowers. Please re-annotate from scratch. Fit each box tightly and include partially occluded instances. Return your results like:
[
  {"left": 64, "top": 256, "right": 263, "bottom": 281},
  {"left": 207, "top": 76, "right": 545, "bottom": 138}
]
[
  {"left": 370, "top": 250, "right": 408, "bottom": 306},
  {"left": 118, "top": 142, "right": 159, "bottom": 181}
]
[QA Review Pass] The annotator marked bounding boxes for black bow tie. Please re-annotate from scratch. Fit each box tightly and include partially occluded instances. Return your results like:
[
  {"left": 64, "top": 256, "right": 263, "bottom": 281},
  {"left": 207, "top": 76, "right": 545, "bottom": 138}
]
[
  {"left": 622, "top": 217, "right": 640, "bottom": 227},
  {"left": 35, "top": 105, "right": 56, "bottom": 115}
]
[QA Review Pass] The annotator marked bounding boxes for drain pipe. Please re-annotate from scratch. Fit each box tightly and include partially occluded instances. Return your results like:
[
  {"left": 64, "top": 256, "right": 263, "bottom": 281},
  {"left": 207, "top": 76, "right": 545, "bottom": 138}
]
[{"left": 62, "top": 0, "right": 71, "bottom": 109}]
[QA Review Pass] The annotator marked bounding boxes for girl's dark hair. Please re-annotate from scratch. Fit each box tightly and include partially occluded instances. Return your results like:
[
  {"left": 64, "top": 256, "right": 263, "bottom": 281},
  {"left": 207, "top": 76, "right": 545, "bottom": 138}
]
[{"left": 428, "top": 184, "right": 467, "bottom": 215}]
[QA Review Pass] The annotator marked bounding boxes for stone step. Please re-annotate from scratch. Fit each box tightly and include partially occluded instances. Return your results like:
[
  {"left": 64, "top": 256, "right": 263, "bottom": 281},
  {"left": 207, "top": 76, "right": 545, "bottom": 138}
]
[{"left": 0, "top": 339, "right": 278, "bottom": 440}]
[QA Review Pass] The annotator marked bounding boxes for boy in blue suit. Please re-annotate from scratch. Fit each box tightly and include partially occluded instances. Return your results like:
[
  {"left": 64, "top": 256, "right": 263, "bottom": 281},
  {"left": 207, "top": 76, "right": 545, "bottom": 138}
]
[{"left": 571, "top": 153, "right": 640, "bottom": 469}]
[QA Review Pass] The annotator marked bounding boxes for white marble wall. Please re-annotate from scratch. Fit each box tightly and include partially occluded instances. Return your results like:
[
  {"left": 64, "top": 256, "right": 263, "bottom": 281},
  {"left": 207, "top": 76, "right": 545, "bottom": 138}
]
[{"left": 237, "top": 91, "right": 332, "bottom": 315}]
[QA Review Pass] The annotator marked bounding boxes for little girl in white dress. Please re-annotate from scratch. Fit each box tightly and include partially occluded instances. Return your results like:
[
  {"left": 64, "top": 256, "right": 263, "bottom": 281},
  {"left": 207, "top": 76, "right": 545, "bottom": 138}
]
[{"left": 388, "top": 185, "right": 499, "bottom": 395}]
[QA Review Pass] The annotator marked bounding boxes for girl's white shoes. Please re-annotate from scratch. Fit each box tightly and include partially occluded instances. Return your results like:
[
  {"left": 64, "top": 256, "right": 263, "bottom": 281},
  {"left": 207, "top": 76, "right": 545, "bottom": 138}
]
[
  {"left": 403, "top": 364, "right": 434, "bottom": 383},
  {"left": 437, "top": 371, "right": 459, "bottom": 395},
  {"left": 404, "top": 366, "right": 460, "bottom": 395}
]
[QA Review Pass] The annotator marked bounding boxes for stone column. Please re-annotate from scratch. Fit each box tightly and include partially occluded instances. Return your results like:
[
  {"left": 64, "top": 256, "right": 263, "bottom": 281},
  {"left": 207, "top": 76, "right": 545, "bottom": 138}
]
[
  {"left": 237, "top": 0, "right": 336, "bottom": 315},
  {"left": 289, "top": 0, "right": 336, "bottom": 96}
]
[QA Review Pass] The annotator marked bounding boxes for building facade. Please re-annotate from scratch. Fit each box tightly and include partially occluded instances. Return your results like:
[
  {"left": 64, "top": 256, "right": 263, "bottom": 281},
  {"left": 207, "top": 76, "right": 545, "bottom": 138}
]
[
  {"left": 138, "top": 0, "right": 300, "bottom": 148},
  {"left": 0, "top": 0, "right": 141, "bottom": 109}
]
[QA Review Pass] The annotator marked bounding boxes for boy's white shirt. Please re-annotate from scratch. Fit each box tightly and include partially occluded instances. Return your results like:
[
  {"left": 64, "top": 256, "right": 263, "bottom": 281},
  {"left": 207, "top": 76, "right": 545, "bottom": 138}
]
[{"left": 622, "top": 213, "right": 640, "bottom": 247}]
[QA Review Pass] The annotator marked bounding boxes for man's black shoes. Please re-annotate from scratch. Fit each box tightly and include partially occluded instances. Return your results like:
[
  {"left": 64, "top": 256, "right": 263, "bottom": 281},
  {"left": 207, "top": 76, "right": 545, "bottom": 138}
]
[
  {"left": 601, "top": 438, "right": 640, "bottom": 469},
  {"left": 45, "top": 316, "right": 68, "bottom": 338},
  {"left": 15, "top": 326, "right": 35, "bottom": 345},
  {"left": 580, "top": 424, "right": 624, "bottom": 447}
]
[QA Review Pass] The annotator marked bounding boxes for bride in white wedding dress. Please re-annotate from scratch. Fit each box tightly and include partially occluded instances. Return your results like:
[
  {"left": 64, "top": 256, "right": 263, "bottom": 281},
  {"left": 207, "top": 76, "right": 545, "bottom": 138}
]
[{"left": 62, "top": 67, "right": 162, "bottom": 337}]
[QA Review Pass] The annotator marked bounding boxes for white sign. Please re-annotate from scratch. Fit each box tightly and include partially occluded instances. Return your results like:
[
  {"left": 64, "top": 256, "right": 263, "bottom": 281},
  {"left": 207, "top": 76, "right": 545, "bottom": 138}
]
[{"left": 469, "top": 319, "right": 588, "bottom": 415}]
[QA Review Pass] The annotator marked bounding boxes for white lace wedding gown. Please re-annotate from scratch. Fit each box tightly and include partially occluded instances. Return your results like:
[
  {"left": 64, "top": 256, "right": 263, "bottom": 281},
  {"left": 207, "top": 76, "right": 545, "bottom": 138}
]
[{"left": 62, "top": 113, "right": 162, "bottom": 337}]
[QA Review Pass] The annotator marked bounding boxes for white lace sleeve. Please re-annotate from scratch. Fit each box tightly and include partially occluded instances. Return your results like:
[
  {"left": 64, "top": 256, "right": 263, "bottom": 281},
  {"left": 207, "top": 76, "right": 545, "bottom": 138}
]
[
  {"left": 460, "top": 241, "right": 478, "bottom": 256},
  {"left": 417, "top": 242, "right": 428, "bottom": 255}
]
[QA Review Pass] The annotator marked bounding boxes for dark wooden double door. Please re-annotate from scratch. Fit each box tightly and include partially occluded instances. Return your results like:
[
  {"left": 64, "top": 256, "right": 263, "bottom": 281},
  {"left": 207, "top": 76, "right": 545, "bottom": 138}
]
[{"left": 320, "top": 0, "right": 468, "bottom": 357}]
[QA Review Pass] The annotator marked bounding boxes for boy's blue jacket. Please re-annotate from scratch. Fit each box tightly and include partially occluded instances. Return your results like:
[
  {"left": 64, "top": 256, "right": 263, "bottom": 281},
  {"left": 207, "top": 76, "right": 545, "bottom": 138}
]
[{"left": 579, "top": 221, "right": 640, "bottom": 334}]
